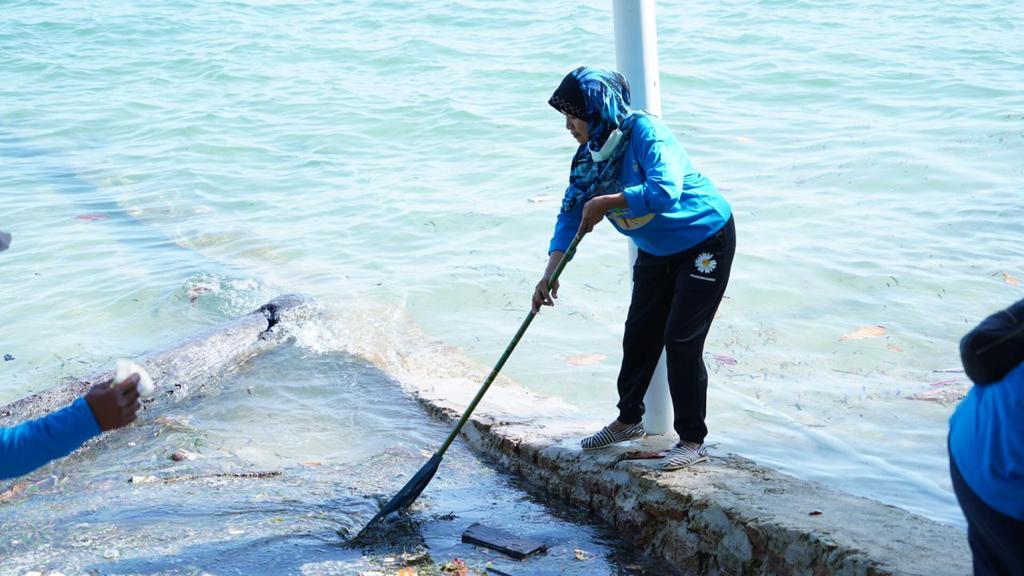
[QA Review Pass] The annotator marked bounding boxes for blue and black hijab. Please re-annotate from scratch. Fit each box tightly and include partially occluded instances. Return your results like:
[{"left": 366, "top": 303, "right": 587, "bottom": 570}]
[{"left": 548, "top": 66, "right": 647, "bottom": 212}]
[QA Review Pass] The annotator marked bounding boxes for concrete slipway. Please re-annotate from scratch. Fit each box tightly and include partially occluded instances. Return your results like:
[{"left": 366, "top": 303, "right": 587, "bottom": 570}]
[{"left": 392, "top": 369, "right": 972, "bottom": 575}]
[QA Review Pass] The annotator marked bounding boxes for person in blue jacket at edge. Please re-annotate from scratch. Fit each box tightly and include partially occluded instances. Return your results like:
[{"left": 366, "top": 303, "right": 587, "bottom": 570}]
[
  {"left": 949, "top": 297, "right": 1024, "bottom": 575},
  {"left": 0, "top": 230, "right": 142, "bottom": 480},
  {"left": 533, "top": 67, "right": 735, "bottom": 470}
]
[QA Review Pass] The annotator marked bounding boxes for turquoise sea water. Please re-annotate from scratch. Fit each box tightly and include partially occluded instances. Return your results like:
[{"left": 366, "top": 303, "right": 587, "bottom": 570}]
[{"left": 1, "top": 0, "right": 1022, "bottom": 537}]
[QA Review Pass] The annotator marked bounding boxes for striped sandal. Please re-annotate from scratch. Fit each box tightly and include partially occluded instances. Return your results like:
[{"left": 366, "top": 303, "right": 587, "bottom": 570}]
[
  {"left": 661, "top": 443, "right": 709, "bottom": 470},
  {"left": 581, "top": 422, "right": 646, "bottom": 451}
]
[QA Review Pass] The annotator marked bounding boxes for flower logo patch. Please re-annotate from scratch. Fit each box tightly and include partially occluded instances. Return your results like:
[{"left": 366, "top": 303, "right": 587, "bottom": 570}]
[{"left": 695, "top": 252, "right": 717, "bottom": 274}]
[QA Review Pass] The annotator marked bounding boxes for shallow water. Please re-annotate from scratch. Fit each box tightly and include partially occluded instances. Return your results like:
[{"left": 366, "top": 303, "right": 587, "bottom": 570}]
[
  {"left": 0, "top": 346, "right": 681, "bottom": 575},
  {"left": 1, "top": 0, "right": 1022, "bottom": 531}
]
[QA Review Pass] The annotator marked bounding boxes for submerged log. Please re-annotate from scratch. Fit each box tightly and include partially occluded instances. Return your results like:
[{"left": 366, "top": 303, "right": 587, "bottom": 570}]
[{"left": 0, "top": 293, "right": 307, "bottom": 428}]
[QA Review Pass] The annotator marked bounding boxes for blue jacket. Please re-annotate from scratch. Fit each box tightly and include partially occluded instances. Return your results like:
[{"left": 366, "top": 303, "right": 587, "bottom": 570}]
[
  {"left": 949, "top": 298, "right": 1024, "bottom": 520},
  {"left": 549, "top": 115, "right": 732, "bottom": 256},
  {"left": 0, "top": 397, "right": 101, "bottom": 480}
]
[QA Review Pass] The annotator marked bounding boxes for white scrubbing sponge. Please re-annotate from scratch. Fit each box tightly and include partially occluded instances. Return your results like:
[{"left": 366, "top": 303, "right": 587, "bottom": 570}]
[{"left": 115, "top": 359, "right": 155, "bottom": 398}]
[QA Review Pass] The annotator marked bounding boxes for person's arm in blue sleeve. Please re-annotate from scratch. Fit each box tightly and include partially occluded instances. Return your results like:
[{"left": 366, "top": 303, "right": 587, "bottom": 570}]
[
  {"left": 548, "top": 204, "right": 583, "bottom": 255},
  {"left": 532, "top": 202, "right": 583, "bottom": 313},
  {"left": 620, "top": 121, "right": 686, "bottom": 218},
  {"left": 0, "top": 375, "right": 141, "bottom": 480},
  {"left": 0, "top": 398, "right": 101, "bottom": 480}
]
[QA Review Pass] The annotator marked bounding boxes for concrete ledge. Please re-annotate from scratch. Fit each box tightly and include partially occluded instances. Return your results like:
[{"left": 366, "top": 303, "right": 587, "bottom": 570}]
[{"left": 396, "top": 375, "right": 971, "bottom": 575}]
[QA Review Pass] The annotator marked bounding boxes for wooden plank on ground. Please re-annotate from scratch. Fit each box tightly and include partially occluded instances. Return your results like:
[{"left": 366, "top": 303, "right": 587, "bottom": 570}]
[{"left": 461, "top": 522, "right": 547, "bottom": 559}]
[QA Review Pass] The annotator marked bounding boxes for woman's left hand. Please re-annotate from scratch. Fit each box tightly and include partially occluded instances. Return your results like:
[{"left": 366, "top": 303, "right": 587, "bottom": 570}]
[{"left": 579, "top": 197, "right": 608, "bottom": 235}]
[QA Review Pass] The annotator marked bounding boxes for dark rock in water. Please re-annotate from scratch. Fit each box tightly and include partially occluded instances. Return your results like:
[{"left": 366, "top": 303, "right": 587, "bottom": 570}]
[{"left": 3, "top": 354, "right": 13, "bottom": 362}]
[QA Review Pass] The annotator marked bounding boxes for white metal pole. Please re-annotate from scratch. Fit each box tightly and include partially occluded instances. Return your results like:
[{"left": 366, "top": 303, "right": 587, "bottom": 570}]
[{"left": 613, "top": 0, "right": 672, "bottom": 436}]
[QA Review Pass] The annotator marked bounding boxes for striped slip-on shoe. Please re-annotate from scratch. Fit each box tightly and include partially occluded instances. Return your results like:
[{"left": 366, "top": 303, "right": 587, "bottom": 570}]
[
  {"left": 661, "top": 443, "right": 709, "bottom": 470},
  {"left": 580, "top": 422, "right": 646, "bottom": 451}
]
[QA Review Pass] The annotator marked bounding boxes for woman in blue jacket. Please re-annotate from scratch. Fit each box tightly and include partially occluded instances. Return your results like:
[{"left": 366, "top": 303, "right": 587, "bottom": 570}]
[
  {"left": 533, "top": 67, "right": 735, "bottom": 470},
  {"left": 949, "top": 298, "right": 1024, "bottom": 575}
]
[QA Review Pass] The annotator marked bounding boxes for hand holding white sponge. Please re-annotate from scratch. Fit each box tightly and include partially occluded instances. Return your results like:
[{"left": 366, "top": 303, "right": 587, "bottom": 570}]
[{"left": 115, "top": 359, "right": 155, "bottom": 399}]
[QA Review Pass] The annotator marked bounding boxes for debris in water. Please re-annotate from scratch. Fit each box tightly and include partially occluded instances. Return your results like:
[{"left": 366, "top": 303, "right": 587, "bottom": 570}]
[
  {"left": 155, "top": 416, "right": 187, "bottom": 428},
  {"left": 574, "top": 548, "right": 590, "bottom": 561},
  {"left": 0, "top": 480, "right": 29, "bottom": 502},
  {"left": 527, "top": 194, "right": 557, "bottom": 204},
  {"left": 565, "top": 354, "right": 606, "bottom": 366},
  {"left": 3, "top": 354, "right": 13, "bottom": 362},
  {"left": 462, "top": 523, "right": 546, "bottom": 559},
  {"left": 188, "top": 285, "right": 212, "bottom": 304},
  {"left": 398, "top": 549, "right": 430, "bottom": 565},
  {"left": 170, "top": 449, "right": 196, "bottom": 462},
  {"left": 809, "top": 509, "right": 823, "bottom": 516},
  {"left": 712, "top": 353, "right": 737, "bottom": 366},
  {"left": 128, "top": 471, "right": 281, "bottom": 485},
  {"left": 839, "top": 325, "right": 886, "bottom": 341},
  {"left": 906, "top": 379, "right": 970, "bottom": 404},
  {"left": 440, "top": 559, "right": 468, "bottom": 575},
  {"left": 163, "top": 471, "right": 281, "bottom": 483}
]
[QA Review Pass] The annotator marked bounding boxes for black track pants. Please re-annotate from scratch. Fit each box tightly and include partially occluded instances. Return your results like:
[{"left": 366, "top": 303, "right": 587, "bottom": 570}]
[{"left": 616, "top": 217, "right": 736, "bottom": 443}]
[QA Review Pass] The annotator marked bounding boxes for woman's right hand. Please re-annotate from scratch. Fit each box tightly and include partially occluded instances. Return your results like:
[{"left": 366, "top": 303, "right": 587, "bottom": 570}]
[{"left": 532, "top": 275, "right": 559, "bottom": 313}]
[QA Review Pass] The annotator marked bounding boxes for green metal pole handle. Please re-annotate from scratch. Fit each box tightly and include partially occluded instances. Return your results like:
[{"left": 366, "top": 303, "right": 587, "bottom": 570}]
[{"left": 436, "top": 233, "right": 584, "bottom": 455}]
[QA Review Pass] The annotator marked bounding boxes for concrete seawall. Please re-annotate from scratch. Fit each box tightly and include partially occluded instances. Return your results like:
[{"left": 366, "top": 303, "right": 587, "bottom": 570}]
[{"left": 396, "top": 374, "right": 971, "bottom": 575}]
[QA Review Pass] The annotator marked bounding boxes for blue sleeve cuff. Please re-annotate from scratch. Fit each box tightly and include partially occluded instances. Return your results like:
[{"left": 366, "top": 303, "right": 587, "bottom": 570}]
[
  {"left": 622, "top": 184, "right": 650, "bottom": 218},
  {"left": 549, "top": 235, "right": 572, "bottom": 254},
  {"left": 548, "top": 208, "right": 582, "bottom": 254},
  {"left": 70, "top": 397, "right": 103, "bottom": 438}
]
